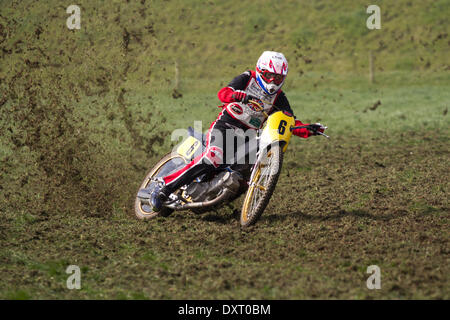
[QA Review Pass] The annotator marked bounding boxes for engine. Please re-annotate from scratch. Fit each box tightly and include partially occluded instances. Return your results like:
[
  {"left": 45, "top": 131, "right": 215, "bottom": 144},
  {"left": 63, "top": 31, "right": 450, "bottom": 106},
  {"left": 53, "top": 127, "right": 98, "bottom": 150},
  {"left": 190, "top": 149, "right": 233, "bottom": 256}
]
[{"left": 185, "top": 171, "right": 242, "bottom": 202}]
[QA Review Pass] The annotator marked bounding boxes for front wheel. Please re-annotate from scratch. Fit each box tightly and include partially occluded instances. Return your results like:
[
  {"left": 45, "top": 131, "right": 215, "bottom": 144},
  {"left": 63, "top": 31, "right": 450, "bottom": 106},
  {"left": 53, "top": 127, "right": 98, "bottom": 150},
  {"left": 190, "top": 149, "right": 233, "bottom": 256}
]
[{"left": 240, "top": 144, "right": 283, "bottom": 228}]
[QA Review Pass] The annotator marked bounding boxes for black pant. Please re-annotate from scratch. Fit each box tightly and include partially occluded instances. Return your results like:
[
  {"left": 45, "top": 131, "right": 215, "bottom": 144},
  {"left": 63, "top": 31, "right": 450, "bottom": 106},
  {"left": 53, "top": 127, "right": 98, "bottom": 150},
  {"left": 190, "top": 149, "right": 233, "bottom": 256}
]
[{"left": 162, "top": 118, "right": 255, "bottom": 194}]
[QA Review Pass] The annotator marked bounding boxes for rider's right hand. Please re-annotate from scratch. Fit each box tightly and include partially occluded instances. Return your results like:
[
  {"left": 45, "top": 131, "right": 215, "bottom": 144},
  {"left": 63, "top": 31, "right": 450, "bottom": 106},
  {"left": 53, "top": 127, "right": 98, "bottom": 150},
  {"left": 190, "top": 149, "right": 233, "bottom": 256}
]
[
  {"left": 231, "top": 91, "right": 248, "bottom": 103},
  {"left": 232, "top": 91, "right": 259, "bottom": 105}
]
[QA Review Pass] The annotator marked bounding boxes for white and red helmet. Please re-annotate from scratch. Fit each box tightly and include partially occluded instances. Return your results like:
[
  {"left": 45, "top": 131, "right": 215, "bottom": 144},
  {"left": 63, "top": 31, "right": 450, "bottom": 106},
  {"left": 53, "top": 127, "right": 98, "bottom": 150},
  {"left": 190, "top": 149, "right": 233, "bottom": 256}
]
[{"left": 256, "top": 51, "right": 288, "bottom": 95}]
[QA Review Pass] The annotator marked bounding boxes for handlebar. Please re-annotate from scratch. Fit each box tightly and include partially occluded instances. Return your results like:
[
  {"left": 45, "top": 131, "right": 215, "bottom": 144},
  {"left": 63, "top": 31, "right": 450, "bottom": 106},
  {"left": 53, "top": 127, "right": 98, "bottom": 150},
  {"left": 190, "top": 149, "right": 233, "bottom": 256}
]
[
  {"left": 247, "top": 99, "right": 329, "bottom": 138},
  {"left": 291, "top": 125, "right": 330, "bottom": 138},
  {"left": 247, "top": 99, "right": 269, "bottom": 118}
]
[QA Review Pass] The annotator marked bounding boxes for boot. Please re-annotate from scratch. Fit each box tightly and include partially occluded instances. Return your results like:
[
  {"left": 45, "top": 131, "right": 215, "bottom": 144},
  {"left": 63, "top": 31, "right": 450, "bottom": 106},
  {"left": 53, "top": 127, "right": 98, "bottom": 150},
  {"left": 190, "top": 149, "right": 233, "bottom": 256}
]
[{"left": 150, "top": 181, "right": 170, "bottom": 212}]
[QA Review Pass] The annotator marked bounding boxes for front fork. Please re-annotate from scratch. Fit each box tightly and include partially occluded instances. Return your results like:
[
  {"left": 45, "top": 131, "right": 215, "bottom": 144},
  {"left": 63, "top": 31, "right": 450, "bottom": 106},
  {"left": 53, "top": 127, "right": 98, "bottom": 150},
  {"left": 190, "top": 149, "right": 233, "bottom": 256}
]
[{"left": 247, "top": 131, "right": 285, "bottom": 187}]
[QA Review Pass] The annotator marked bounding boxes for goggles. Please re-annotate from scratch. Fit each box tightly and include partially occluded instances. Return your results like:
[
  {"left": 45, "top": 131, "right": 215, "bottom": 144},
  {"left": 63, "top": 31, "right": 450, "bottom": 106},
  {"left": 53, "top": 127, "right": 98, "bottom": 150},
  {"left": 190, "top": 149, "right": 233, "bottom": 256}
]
[{"left": 260, "top": 70, "right": 285, "bottom": 85}]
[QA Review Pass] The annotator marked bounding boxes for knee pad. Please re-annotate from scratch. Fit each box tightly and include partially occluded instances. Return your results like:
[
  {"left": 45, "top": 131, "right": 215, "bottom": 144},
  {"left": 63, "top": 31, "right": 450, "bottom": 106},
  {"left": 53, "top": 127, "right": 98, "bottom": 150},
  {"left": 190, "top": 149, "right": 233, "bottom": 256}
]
[{"left": 204, "top": 146, "right": 223, "bottom": 168}]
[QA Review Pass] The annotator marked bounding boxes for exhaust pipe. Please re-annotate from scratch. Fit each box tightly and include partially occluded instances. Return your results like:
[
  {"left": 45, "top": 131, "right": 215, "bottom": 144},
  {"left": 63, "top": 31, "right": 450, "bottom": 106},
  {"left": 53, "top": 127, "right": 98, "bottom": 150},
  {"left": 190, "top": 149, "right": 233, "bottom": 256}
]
[{"left": 167, "top": 188, "right": 236, "bottom": 210}]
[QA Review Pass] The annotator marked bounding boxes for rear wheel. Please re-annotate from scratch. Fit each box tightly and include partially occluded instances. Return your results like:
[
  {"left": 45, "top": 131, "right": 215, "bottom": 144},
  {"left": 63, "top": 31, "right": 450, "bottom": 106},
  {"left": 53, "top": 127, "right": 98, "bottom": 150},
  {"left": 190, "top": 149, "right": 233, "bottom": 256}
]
[
  {"left": 134, "top": 153, "right": 187, "bottom": 220},
  {"left": 240, "top": 145, "right": 283, "bottom": 228}
]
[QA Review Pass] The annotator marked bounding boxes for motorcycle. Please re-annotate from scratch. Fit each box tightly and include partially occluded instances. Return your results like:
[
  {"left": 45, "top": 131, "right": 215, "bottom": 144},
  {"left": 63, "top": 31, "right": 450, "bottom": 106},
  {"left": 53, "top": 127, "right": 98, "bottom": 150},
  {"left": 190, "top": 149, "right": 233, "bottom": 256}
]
[{"left": 134, "top": 100, "right": 328, "bottom": 227}]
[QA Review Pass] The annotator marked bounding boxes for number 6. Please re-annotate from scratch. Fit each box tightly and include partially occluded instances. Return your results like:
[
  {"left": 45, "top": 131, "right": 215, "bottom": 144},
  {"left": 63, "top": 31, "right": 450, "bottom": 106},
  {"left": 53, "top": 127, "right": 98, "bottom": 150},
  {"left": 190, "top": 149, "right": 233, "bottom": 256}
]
[{"left": 278, "top": 120, "right": 287, "bottom": 135}]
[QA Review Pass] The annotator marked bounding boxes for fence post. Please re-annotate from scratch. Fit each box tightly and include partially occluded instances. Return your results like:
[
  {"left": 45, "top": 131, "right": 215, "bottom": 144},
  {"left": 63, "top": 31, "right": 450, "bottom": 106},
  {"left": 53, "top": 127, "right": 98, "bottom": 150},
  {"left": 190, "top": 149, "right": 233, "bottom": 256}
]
[
  {"left": 369, "top": 51, "right": 374, "bottom": 84},
  {"left": 172, "top": 60, "right": 182, "bottom": 98},
  {"left": 175, "top": 60, "right": 180, "bottom": 90}
]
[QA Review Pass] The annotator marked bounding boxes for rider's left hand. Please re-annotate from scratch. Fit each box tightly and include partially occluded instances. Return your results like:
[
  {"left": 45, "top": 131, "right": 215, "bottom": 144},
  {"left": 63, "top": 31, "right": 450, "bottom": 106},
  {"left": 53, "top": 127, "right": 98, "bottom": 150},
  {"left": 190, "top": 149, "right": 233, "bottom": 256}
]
[
  {"left": 309, "top": 123, "right": 327, "bottom": 135},
  {"left": 292, "top": 121, "right": 327, "bottom": 138},
  {"left": 292, "top": 120, "right": 310, "bottom": 138}
]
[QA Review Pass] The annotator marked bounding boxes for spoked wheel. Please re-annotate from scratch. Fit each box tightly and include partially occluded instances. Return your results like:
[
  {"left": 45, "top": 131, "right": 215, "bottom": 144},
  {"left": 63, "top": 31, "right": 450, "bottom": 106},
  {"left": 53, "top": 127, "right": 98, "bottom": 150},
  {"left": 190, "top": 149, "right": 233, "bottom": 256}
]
[
  {"left": 134, "top": 153, "right": 187, "bottom": 220},
  {"left": 240, "top": 144, "right": 284, "bottom": 228}
]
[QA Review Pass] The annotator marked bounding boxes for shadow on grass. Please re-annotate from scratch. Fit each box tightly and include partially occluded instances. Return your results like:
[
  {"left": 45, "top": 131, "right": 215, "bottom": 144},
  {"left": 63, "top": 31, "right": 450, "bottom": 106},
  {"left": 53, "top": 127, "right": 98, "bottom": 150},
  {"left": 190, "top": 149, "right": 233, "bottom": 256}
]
[
  {"left": 169, "top": 208, "right": 239, "bottom": 225},
  {"left": 166, "top": 207, "right": 409, "bottom": 226},
  {"left": 261, "top": 209, "right": 408, "bottom": 223},
  {"left": 200, "top": 209, "right": 240, "bottom": 224}
]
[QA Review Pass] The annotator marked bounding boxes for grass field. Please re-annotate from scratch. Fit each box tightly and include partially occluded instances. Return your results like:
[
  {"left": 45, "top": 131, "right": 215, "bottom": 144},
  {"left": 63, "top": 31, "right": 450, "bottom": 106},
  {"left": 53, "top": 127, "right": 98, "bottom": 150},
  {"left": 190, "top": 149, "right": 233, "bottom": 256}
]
[{"left": 0, "top": 0, "right": 449, "bottom": 299}]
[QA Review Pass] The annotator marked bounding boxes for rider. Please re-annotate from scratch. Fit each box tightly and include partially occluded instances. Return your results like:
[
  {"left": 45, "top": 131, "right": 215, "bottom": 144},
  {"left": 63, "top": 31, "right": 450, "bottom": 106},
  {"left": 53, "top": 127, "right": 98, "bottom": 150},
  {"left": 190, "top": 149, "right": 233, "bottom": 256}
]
[{"left": 150, "top": 51, "right": 326, "bottom": 211}]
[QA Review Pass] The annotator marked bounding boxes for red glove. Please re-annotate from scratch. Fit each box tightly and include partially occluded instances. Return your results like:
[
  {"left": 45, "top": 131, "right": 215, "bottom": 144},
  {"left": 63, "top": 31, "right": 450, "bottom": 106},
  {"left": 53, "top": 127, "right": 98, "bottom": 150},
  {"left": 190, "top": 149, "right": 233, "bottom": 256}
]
[
  {"left": 218, "top": 88, "right": 252, "bottom": 104},
  {"left": 309, "top": 123, "right": 326, "bottom": 136},
  {"left": 292, "top": 120, "right": 312, "bottom": 138},
  {"left": 231, "top": 91, "right": 247, "bottom": 102}
]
